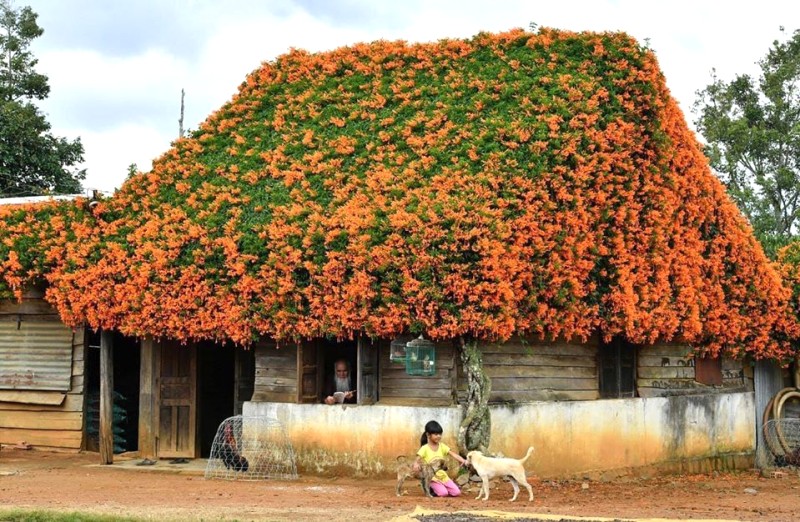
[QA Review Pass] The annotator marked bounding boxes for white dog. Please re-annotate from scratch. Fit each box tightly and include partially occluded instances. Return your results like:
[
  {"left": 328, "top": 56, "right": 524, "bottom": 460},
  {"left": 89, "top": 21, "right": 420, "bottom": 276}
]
[{"left": 465, "top": 447, "right": 534, "bottom": 502}]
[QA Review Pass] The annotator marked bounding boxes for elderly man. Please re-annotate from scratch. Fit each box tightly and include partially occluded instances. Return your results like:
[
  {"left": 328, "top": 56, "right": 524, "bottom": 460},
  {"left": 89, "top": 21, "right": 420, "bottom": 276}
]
[{"left": 323, "top": 359, "right": 356, "bottom": 405}]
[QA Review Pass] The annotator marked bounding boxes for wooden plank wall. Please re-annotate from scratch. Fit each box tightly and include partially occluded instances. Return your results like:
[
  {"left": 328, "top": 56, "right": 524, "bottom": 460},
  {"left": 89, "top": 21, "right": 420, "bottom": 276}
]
[
  {"left": 252, "top": 340, "right": 297, "bottom": 403},
  {"left": 247, "top": 335, "right": 751, "bottom": 406},
  {"left": 379, "top": 339, "right": 457, "bottom": 407},
  {"left": 0, "top": 298, "right": 85, "bottom": 451},
  {"left": 463, "top": 335, "right": 600, "bottom": 403},
  {"left": 637, "top": 342, "right": 747, "bottom": 398},
  {"left": 723, "top": 356, "right": 750, "bottom": 390}
]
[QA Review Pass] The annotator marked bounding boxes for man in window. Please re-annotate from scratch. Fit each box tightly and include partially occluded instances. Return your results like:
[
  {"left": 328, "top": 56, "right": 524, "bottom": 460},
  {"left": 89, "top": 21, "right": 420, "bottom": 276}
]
[{"left": 323, "top": 359, "right": 356, "bottom": 405}]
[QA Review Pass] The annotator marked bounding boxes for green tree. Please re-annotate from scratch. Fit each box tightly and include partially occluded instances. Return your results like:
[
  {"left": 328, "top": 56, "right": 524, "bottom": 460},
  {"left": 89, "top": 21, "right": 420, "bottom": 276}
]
[
  {"left": 0, "top": 0, "right": 84, "bottom": 197},
  {"left": 694, "top": 28, "right": 800, "bottom": 258}
]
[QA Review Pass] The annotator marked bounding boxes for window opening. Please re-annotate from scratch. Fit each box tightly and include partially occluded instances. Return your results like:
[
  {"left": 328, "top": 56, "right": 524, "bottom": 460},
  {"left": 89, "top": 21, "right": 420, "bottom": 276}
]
[
  {"left": 599, "top": 337, "right": 637, "bottom": 398},
  {"left": 695, "top": 354, "right": 722, "bottom": 386}
]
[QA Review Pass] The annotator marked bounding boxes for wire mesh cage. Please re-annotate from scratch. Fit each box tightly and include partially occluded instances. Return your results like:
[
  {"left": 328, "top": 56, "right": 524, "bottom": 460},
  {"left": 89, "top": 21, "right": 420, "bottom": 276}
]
[
  {"left": 204, "top": 415, "right": 298, "bottom": 481},
  {"left": 405, "top": 336, "right": 436, "bottom": 376},
  {"left": 763, "top": 419, "right": 800, "bottom": 467},
  {"left": 390, "top": 335, "right": 414, "bottom": 365}
]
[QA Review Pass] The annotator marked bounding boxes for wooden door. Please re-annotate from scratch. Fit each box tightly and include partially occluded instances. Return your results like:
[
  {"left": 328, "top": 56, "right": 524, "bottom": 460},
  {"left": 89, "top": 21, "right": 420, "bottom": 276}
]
[
  {"left": 234, "top": 347, "right": 255, "bottom": 414},
  {"left": 156, "top": 341, "right": 197, "bottom": 458},
  {"left": 357, "top": 337, "right": 378, "bottom": 404},
  {"left": 297, "top": 340, "right": 321, "bottom": 403}
]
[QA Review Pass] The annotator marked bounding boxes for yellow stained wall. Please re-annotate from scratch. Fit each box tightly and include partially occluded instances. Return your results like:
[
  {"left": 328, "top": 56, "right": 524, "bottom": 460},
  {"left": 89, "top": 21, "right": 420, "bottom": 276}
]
[
  {"left": 245, "top": 391, "right": 755, "bottom": 478},
  {"left": 489, "top": 392, "right": 753, "bottom": 477}
]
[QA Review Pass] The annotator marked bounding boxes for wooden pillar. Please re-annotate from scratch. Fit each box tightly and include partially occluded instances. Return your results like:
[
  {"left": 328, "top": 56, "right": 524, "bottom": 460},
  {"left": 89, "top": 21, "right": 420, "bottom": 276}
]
[
  {"left": 138, "top": 336, "right": 158, "bottom": 459},
  {"left": 99, "top": 330, "right": 114, "bottom": 464}
]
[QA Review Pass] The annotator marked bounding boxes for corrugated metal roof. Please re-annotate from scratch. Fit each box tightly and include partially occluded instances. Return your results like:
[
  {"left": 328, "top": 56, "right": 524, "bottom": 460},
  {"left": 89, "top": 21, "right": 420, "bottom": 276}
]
[
  {"left": 0, "top": 189, "right": 112, "bottom": 206},
  {"left": 0, "top": 194, "right": 83, "bottom": 206},
  {"left": 0, "top": 320, "right": 74, "bottom": 391}
]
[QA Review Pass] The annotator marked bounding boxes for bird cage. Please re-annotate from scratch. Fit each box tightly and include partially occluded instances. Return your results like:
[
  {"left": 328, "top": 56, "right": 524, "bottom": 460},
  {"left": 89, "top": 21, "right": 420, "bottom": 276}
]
[
  {"left": 389, "top": 335, "right": 414, "bottom": 365},
  {"left": 405, "top": 335, "right": 436, "bottom": 376}
]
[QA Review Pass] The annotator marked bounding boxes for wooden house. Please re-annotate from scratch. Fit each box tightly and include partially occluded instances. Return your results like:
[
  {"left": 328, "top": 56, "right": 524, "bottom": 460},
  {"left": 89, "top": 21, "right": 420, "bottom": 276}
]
[{"left": 1, "top": 29, "right": 797, "bottom": 478}]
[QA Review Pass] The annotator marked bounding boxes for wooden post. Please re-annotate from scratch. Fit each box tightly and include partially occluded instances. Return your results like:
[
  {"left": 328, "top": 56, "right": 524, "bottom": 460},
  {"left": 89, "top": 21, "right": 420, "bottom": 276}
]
[
  {"left": 138, "top": 336, "right": 157, "bottom": 459},
  {"left": 356, "top": 337, "right": 363, "bottom": 405},
  {"left": 794, "top": 356, "right": 800, "bottom": 389},
  {"left": 178, "top": 88, "right": 185, "bottom": 138},
  {"left": 99, "top": 330, "right": 114, "bottom": 464}
]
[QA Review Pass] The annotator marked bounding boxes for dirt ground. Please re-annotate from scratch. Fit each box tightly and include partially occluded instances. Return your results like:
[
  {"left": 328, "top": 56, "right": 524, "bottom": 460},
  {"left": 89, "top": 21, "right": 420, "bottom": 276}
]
[{"left": 1, "top": 451, "right": 800, "bottom": 522}]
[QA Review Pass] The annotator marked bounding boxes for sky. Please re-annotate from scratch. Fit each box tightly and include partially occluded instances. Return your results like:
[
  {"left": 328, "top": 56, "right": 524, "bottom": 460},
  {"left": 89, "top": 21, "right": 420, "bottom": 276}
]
[{"left": 18, "top": 0, "right": 800, "bottom": 194}]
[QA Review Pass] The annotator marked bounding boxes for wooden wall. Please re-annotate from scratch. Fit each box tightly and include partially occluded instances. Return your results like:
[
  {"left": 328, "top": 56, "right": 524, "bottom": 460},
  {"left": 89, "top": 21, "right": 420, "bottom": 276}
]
[
  {"left": 378, "top": 339, "right": 457, "bottom": 407},
  {"left": 252, "top": 340, "right": 297, "bottom": 403},
  {"left": 461, "top": 335, "right": 600, "bottom": 403},
  {"left": 637, "top": 342, "right": 748, "bottom": 398},
  {"left": 247, "top": 335, "right": 750, "bottom": 407},
  {"left": 0, "top": 297, "right": 85, "bottom": 451},
  {"left": 456, "top": 337, "right": 747, "bottom": 403}
]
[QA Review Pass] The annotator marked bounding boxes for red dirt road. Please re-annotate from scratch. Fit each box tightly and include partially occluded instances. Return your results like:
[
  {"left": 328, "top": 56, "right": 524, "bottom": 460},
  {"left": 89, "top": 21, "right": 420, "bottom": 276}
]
[{"left": 1, "top": 451, "right": 799, "bottom": 521}]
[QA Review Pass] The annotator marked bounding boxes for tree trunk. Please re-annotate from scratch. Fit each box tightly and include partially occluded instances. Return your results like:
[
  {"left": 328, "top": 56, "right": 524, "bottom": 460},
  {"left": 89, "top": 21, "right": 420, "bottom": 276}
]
[{"left": 457, "top": 337, "right": 491, "bottom": 454}]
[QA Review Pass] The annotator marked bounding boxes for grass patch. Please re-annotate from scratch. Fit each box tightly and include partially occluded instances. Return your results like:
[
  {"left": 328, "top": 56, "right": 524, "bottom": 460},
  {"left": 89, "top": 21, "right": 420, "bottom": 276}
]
[{"left": 0, "top": 509, "right": 149, "bottom": 522}]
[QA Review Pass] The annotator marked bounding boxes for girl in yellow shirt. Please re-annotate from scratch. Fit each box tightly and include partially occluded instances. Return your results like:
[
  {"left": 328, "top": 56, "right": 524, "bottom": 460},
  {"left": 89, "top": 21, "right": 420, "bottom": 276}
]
[{"left": 413, "top": 420, "right": 467, "bottom": 497}]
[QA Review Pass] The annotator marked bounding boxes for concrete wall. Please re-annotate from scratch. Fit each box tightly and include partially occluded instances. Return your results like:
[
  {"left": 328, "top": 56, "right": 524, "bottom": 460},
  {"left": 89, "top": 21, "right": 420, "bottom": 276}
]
[
  {"left": 245, "top": 391, "right": 755, "bottom": 478},
  {"left": 244, "top": 401, "right": 461, "bottom": 475},
  {"left": 489, "top": 391, "right": 754, "bottom": 478}
]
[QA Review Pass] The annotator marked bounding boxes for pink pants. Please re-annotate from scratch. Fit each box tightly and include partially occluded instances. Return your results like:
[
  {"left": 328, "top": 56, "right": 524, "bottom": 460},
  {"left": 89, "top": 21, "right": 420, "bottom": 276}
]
[{"left": 430, "top": 479, "right": 461, "bottom": 497}]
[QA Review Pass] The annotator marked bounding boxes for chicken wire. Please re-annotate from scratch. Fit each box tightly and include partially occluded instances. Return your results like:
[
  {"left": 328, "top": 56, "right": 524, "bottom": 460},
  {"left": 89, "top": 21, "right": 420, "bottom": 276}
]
[
  {"left": 204, "top": 415, "right": 298, "bottom": 481},
  {"left": 762, "top": 419, "right": 800, "bottom": 467}
]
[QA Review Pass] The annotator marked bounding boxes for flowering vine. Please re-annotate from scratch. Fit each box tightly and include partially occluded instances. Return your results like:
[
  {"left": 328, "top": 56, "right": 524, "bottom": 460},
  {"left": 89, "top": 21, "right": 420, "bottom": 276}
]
[{"left": 1, "top": 28, "right": 797, "bottom": 359}]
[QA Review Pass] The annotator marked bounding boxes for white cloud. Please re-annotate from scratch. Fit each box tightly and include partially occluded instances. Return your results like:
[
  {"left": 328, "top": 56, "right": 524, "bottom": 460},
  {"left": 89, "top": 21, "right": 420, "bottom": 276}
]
[
  {"left": 67, "top": 124, "right": 173, "bottom": 193},
  {"left": 20, "top": 0, "right": 800, "bottom": 192},
  {"left": 39, "top": 48, "right": 189, "bottom": 106}
]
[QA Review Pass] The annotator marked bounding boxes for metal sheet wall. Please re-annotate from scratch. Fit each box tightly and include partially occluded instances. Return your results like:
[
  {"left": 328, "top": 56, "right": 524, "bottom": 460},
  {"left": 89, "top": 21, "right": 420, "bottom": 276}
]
[
  {"left": 754, "top": 359, "right": 784, "bottom": 468},
  {"left": 0, "top": 319, "right": 74, "bottom": 391}
]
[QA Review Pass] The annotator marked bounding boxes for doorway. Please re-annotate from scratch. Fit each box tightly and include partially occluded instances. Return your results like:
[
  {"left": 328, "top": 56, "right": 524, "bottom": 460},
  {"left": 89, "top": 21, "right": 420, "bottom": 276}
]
[
  {"left": 143, "top": 339, "right": 255, "bottom": 459},
  {"left": 197, "top": 342, "right": 235, "bottom": 457},
  {"left": 84, "top": 331, "right": 140, "bottom": 453}
]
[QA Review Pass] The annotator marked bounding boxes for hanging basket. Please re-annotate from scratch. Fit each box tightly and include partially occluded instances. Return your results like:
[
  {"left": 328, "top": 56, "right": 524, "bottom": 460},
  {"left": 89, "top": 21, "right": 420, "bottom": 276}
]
[{"left": 405, "top": 336, "right": 436, "bottom": 376}]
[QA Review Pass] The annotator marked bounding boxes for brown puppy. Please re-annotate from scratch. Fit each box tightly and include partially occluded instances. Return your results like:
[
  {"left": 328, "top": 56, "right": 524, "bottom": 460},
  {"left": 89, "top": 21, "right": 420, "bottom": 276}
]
[
  {"left": 465, "top": 447, "right": 534, "bottom": 502},
  {"left": 395, "top": 456, "right": 448, "bottom": 497}
]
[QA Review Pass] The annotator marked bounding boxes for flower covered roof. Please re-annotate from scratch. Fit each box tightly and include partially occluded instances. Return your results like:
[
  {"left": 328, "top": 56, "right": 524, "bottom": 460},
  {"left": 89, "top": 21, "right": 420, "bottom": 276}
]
[{"left": 1, "top": 28, "right": 797, "bottom": 358}]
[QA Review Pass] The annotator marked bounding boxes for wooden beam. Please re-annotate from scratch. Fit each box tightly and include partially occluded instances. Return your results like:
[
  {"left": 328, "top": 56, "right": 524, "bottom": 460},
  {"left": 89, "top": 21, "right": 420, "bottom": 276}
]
[
  {"left": 0, "top": 411, "right": 83, "bottom": 430},
  {"left": 0, "top": 427, "right": 82, "bottom": 449},
  {"left": 99, "top": 330, "right": 114, "bottom": 465},
  {"left": 0, "top": 391, "right": 66, "bottom": 405},
  {"left": 138, "top": 336, "right": 157, "bottom": 459},
  {"left": 0, "top": 393, "right": 81, "bottom": 411}
]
